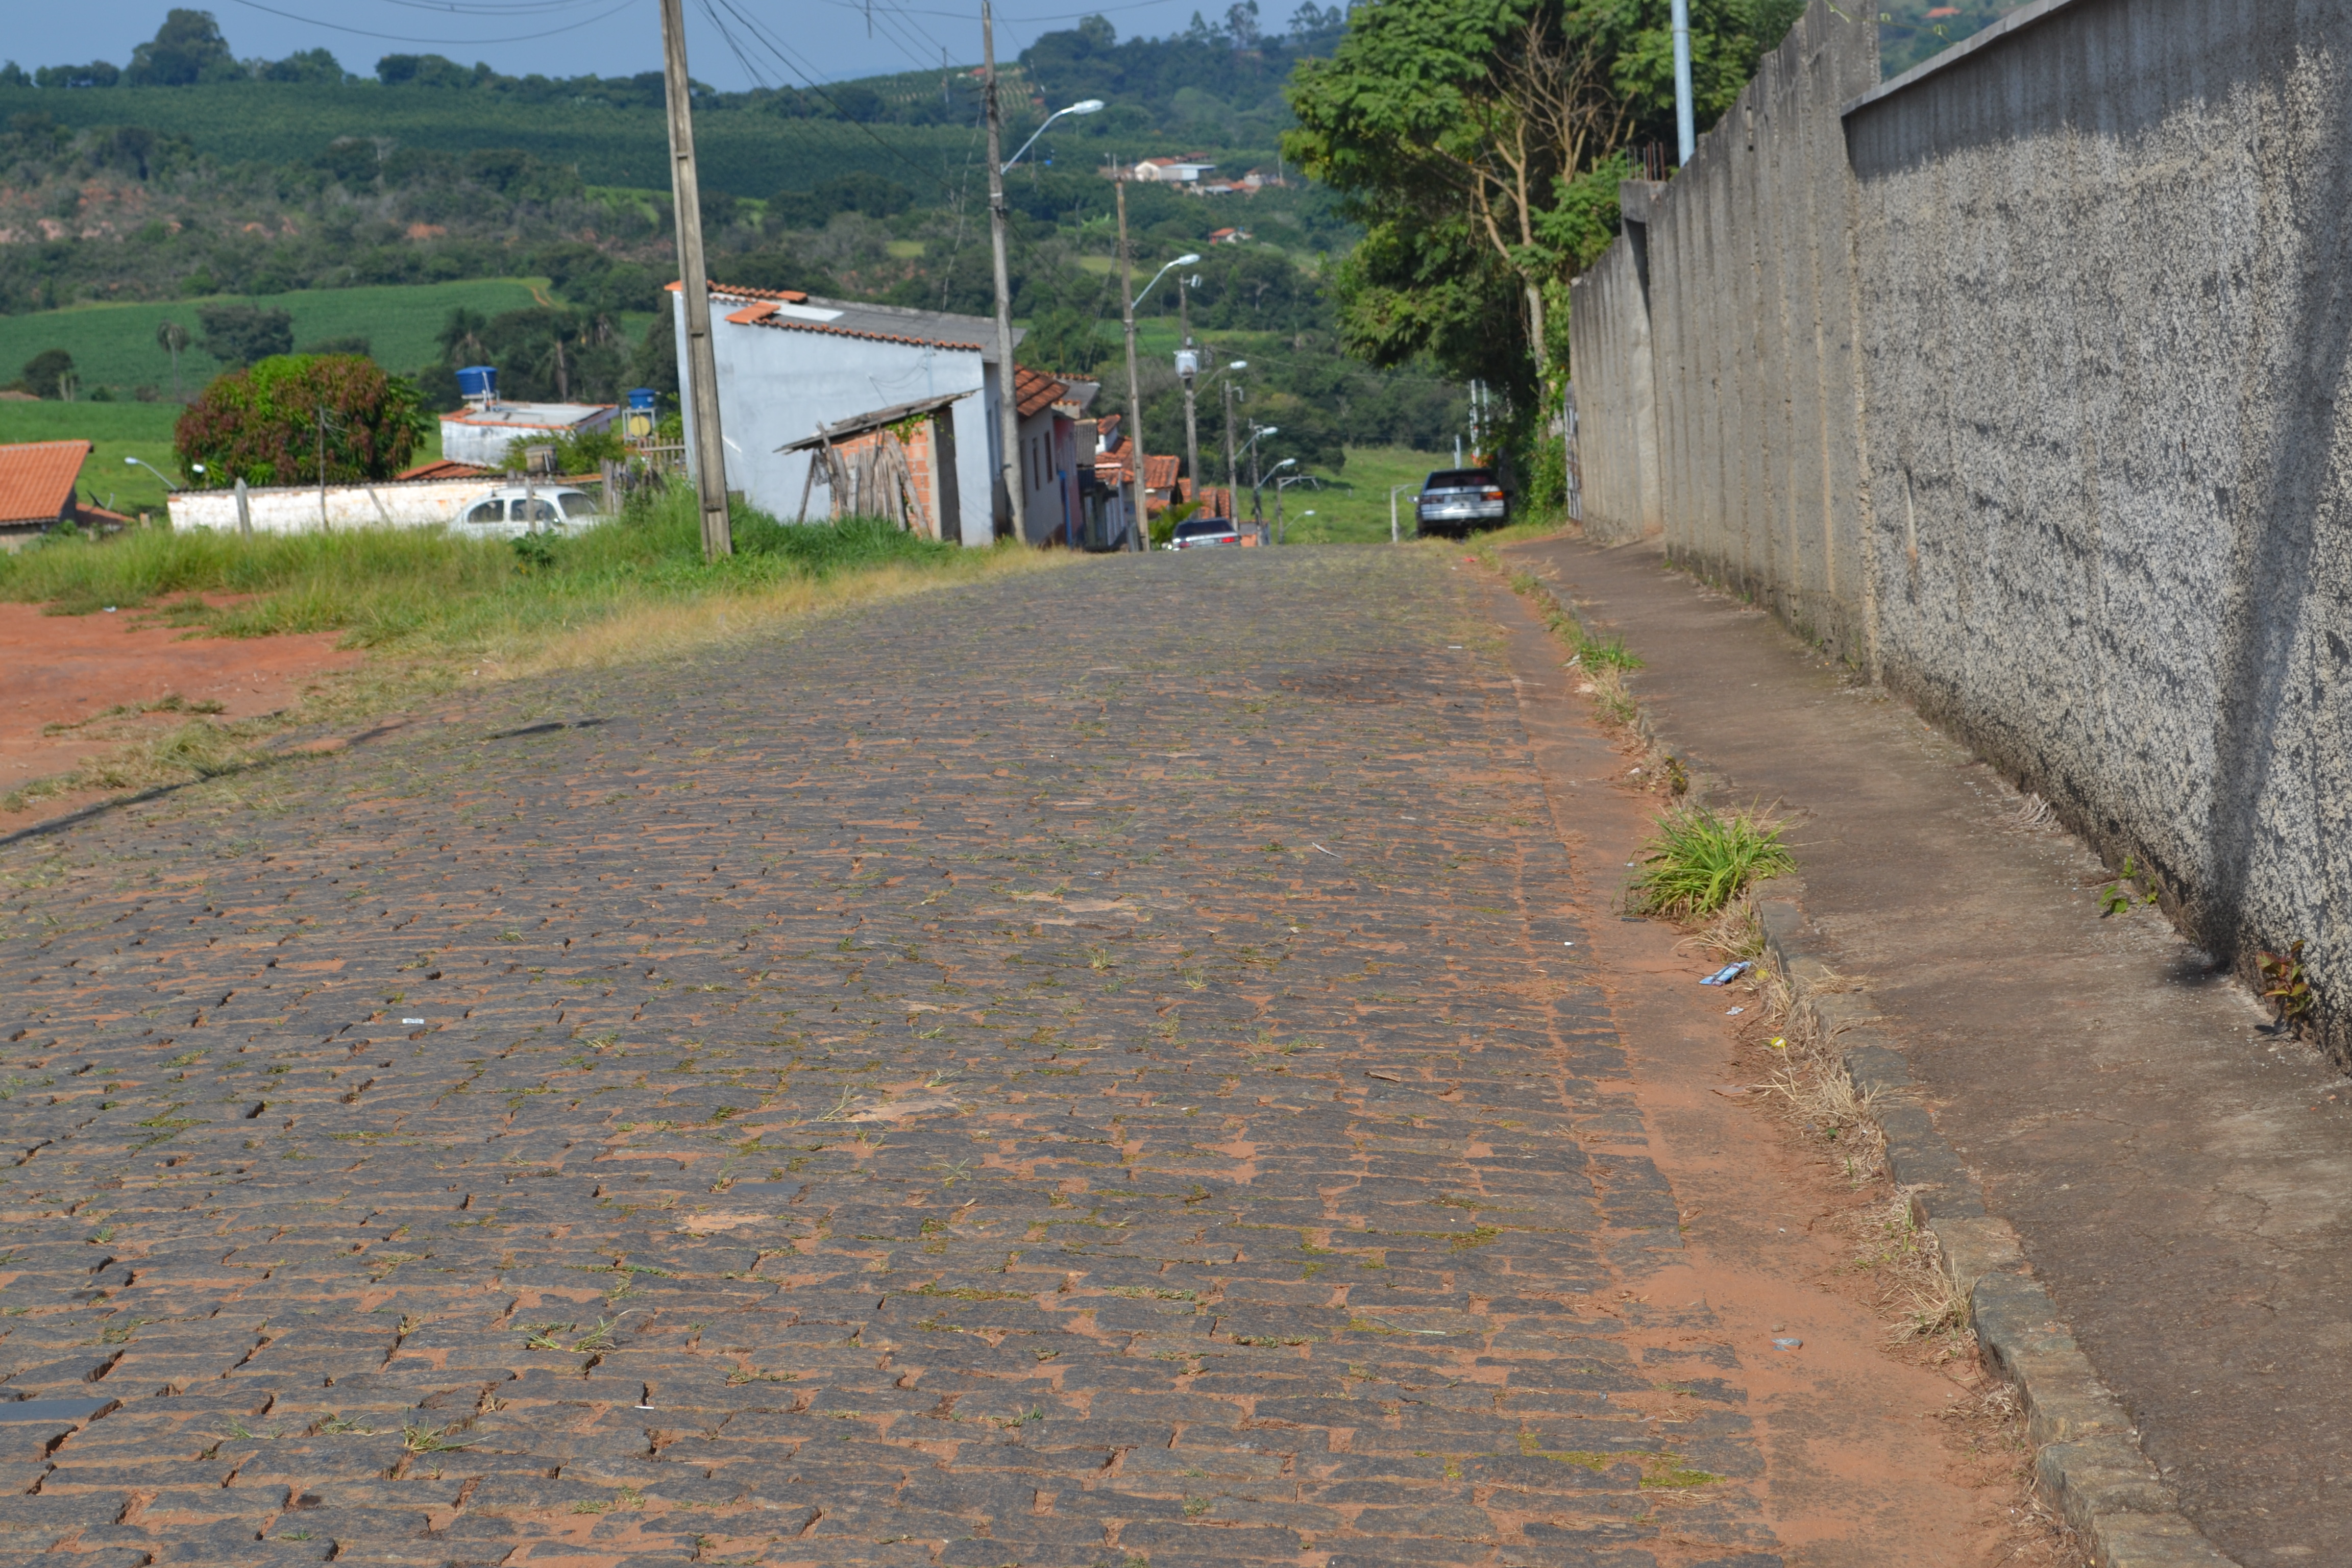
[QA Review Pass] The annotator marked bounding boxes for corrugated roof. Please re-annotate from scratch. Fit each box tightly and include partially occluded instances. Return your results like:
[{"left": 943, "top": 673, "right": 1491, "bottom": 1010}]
[
  {"left": 777, "top": 390, "right": 975, "bottom": 453},
  {"left": 441, "top": 402, "right": 616, "bottom": 431},
  {"left": 692, "top": 279, "right": 1015, "bottom": 359},
  {"left": 0, "top": 439, "right": 88, "bottom": 526}
]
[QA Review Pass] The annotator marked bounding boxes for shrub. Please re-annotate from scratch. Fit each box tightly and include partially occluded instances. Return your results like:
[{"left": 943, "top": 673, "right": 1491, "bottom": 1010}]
[{"left": 175, "top": 354, "right": 429, "bottom": 487}]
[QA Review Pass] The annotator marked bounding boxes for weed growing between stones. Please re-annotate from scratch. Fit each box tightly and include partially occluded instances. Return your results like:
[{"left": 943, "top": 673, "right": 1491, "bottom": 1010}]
[{"left": 1626, "top": 807, "right": 1794, "bottom": 920}]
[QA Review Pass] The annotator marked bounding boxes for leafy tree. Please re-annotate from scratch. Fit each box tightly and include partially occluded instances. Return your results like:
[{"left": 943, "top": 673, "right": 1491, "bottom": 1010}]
[
  {"left": 20, "top": 349, "right": 74, "bottom": 400},
  {"left": 198, "top": 303, "right": 293, "bottom": 368},
  {"left": 33, "top": 61, "right": 120, "bottom": 89},
  {"left": 155, "top": 320, "right": 190, "bottom": 401},
  {"left": 1020, "top": 307, "right": 1112, "bottom": 376},
  {"left": 1286, "top": 0, "right": 1801, "bottom": 407},
  {"left": 127, "top": 9, "right": 245, "bottom": 87},
  {"left": 261, "top": 48, "right": 346, "bottom": 85},
  {"left": 175, "top": 354, "right": 429, "bottom": 487}
]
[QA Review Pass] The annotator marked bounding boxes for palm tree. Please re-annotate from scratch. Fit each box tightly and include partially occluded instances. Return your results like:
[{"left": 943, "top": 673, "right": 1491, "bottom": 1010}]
[{"left": 155, "top": 318, "right": 190, "bottom": 402}]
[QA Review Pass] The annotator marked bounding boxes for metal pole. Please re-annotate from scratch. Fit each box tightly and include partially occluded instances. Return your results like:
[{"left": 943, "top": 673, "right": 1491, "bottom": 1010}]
[
  {"left": 1670, "top": 0, "right": 1695, "bottom": 164},
  {"left": 659, "top": 0, "right": 733, "bottom": 560},
  {"left": 983, "top": 3, "right": 1024, "bottom": 545},
  {"left": 1250, "top": 438, "right": 1262, "bottom": 537},
  {"left": 1116, "top": 169, "right": 1145, "bottom": 552},
  {"left": 234, "top": 476, "right": 251, "bottom": 536},
  {"left": 316, "top": 406, "right": 328, "bottom": 530},
  {"left": 1389, "top": 483, "right": 1401, "bottom": 544}
]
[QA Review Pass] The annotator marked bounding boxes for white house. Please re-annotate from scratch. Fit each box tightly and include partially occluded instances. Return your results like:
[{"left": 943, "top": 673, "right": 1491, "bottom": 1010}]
[
  {"left": 1130, "top": 156, "right": 1216, "bottom": 184},
  {"left": 438, "top": 399, "right": 617, "bottom": 467},
  {"left": 673, "top": 281, "right": 1012, "bottom": 546}
]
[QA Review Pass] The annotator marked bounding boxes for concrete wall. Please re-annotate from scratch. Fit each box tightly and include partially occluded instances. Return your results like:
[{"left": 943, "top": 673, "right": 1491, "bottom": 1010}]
[
  {"left": 167, "top": 476, "right": 502, "bottom": 533},
  {"left": 673, "top": 297, "right": 997, "bottom": 546},
  {"left": 1564, "top": 211, "right": 1662, "bottom": 544},
  {"left": 1568, "top": 0, "right": 2352, "bottom": 1047}
]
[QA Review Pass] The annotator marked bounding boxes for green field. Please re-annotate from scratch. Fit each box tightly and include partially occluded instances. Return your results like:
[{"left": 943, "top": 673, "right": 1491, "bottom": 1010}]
[
  {"left": 0, "top": 278, "right": 566, "bottom": 398},
  {"left": 0, "top": 83, "right": 983, "bottom": 200},
  {"left": 1243, "top": 445, "right": 1447, "bottom": 545},
  {"left": 0, "top": 399, "right": 445, "bottom": 518}
]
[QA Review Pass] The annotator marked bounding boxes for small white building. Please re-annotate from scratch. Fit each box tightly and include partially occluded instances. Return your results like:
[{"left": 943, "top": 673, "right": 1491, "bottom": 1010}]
[
  {"left": 674, "top": 281, "right": 1011, "bottom": 546},
  {"left": 1130, "top": 156, "right": 1217, "bottom": 184},
  {"left": 438, "top": 399, "right": 617, "bottom": 468}
]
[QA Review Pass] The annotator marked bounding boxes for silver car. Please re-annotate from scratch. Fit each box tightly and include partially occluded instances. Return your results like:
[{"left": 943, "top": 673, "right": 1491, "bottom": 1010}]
[
  {"left": 455, "top": 486, "right": 602, "bottom": 539},
  {"left": 1414, "top": 469, "right": 1509, "bottom": 535}
]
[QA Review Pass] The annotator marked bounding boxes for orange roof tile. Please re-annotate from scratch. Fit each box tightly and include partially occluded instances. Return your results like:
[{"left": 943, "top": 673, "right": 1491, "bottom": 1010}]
[
  {"left": 666, "top": 279, "right": 810, "bottom": 303},
  {"left": 396, "top": 458, "right": 496, "bottom": 481},
  {"left": 1014, "top": 364, "right": 1067, "bottom": 421},
  {"left": 1143, "top": 454, "right": 1182, "bottom": 492},
  {"left": 0, "top": 439, "right": 88, "bottom": 526}
]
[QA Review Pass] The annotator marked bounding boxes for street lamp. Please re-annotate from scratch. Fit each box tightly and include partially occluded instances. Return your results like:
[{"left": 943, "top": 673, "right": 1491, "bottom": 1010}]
[
  {"left": 1115, "top": 249, "right": 1202, "bottom": 553},
  {"left": 1253, "top": 451, "right": 1293, "bottom": 538},
  {"left": 1206, "top": 359, "right": 1246, "bottom": 499},
  {"left": 124, "top": 455, "right": 182, "bottom": 492},
  {"left": 1132, "top": 252, "right": 1200, "bottom": 313},
  {"left": 985, "top": 0, "right": 1097, "bottom": 546},
  {"left": 1003, "top": 97, "right": 1103, "bottom": 174},
  {"left": 1272, "top": 465, "right": 1310, "bottom": 545}
]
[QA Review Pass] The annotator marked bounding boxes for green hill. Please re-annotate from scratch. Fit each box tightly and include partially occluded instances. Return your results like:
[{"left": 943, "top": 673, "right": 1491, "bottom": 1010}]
[{"left": 0, "top": 278, "right": 598, "bottom": 395}]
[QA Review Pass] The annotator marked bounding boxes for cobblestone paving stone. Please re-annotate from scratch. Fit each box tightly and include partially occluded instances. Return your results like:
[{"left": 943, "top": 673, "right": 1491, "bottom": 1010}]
[{"left": 0, "top": 551, "right": 1783, "bottom": 1568}]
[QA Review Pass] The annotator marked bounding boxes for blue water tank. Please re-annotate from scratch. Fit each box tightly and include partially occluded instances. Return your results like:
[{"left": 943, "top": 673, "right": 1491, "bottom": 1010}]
[
  {"left": 627, "top": 387, "right": 656, "bottom": 412},
  {"left": 456, "top": 365, "right": 498, "bottom": 402}
]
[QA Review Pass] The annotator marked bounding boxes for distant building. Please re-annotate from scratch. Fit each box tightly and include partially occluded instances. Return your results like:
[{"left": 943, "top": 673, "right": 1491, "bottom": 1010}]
[
  {"left": 437, "top": 380, "right": 618, "bottom": 469},
  {"left": 1128, "top": 155, "right": 1217, "bottom": 184},
  {"left": 1208, "top": 227, "right": 1250, "bottom": 245},
  {"left": 0, "top": 439, "right": 128, "bottom": 551},
  {"left": 673, "top": 279, "right": 1013, "bottom": 546}
]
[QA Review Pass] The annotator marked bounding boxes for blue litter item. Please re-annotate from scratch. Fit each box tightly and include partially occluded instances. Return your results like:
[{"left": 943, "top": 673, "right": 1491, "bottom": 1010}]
[
  {"left": 1700, "top": 961, "right": 1753, "bottom": 986},
  {"left": 1772, "top": 1337, "right": 1803, "bottom": 1351}
]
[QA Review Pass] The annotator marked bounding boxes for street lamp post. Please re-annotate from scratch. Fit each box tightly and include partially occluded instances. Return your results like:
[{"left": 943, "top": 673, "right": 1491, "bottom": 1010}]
[
  {"left": 1174, "top": 271, "right": 1203, "bottom": 510},
  {"left": 1272, "top": 465, "right": 1306, "bottom": 545},
  {"left": 1116, "top": 238, "right": 1201, "bottom": 552},
  {"left": 124, "top": 455, "right": 181, "bottom": 493},
  {"left": 1389, "top": 482, "right": 1415, "bottom": 544}
]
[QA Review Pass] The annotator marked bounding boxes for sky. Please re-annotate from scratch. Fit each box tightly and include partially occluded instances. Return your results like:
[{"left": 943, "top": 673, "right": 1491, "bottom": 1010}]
[{"left": 9, "top": 0, "right": 1215, "bottom": 90}]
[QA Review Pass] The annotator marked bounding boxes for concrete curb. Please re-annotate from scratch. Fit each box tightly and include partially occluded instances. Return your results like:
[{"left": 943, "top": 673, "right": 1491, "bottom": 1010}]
[
  {"left": 1500, "top": 558, "right": 2237, "bottom": 1568},
  {"left": 1757, "top": 903, "right": 2233, "bottom": 1567}
]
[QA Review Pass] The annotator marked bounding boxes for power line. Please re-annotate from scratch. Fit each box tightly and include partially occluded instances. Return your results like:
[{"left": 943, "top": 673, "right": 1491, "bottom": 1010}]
[{"left": 221, "top": 0, "right": 639, "bottom": 45}]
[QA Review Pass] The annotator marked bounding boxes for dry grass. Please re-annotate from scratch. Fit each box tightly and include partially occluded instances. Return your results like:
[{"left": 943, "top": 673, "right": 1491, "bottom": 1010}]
[
  {"left": 492, "top": 548, "right": 1065, "bottom": 679},
  {"left": 1757, "top": 960, "right": 1886, "bottom": 1182}
]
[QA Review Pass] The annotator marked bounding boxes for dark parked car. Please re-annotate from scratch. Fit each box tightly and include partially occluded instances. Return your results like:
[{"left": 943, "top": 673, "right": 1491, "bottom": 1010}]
[
  {"left": 1415, "top": 468, "right": 1509, "bottom": 535},
  {"left": 1164, "top": 516, "right": 1256, "bottom": 550}
]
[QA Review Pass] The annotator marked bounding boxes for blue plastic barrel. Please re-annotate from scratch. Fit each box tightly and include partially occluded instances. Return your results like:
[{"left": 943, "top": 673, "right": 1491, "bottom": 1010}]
[{"left": 456, "top": 365, "right": 498, "bottom": 402}]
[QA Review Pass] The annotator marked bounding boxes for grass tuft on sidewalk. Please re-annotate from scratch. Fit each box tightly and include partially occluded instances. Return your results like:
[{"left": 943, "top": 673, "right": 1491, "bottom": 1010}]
[{"left": 1627, "top": 807, "right": 1795, "bottom": 921}]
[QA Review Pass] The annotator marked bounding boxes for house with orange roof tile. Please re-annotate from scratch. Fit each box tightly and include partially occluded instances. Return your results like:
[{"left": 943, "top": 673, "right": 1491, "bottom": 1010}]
[{"left": 0, "top": 439, "right": 128, "bottom": 551}]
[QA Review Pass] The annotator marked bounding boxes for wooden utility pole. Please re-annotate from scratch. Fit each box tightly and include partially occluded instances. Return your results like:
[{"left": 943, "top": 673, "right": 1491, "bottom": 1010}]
[
  {"left": 659, "top": 0, "right": 732, "bottom": 560},
  {"left": 1116, "top": 168, "right": 1145, "bottom": 551},
  {"left": 984, "top": 3, "right": 1023, "bottom": 544}
]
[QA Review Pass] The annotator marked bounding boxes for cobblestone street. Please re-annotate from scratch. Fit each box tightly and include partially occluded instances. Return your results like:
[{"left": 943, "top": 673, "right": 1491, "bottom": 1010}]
[{"left": 0, "top": 550, "right": 1968, "bottom": 1568}]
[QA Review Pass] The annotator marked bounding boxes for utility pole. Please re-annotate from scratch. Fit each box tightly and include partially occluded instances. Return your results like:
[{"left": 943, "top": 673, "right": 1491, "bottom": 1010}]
[
  {"left": 1116, "top": 167, "right": 1146, "bottom": 552},
  {"left": 1222, "top": 377, "right": 1238, "bottom": 500},
  {"left": 316, "top": 405, "right": 328, "bottom": 531},
  {"left": 984, "top": 3, "right": 1023, "bottom": 544},
  {"left": 1250, "top": 437, "right": 1262, "bottom": 536},
  {"left": 659, "top": 0, "right": 732, "bottom": 560},
  {"left": 1176, "top": 274, "right": 1199, "bottom": 510}
]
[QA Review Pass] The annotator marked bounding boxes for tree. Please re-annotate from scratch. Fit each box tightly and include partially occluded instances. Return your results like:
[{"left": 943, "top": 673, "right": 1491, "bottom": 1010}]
[
  {"left": 198, "top": 303, "right": 293, "bottom": 368},
  {"left": 127, "top": 9, "right": 244, "bottom": 87},
  {"left": 155, "top": 320, "right": 190, "bottom": 402},
  {"left": 1286, "top": 0, "right": 1801, "bottom": 406},
  {"left": 20, "top": 349, "right": 74, "bottom": 401},
  {"left": 175, "top": 354, "right": 428, "bottom": 488}
]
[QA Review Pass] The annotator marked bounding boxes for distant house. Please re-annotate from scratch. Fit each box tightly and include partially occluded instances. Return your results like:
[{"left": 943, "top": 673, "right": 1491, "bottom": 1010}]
[
  {"left": 1012, "top": 365, "right": 1132, "bottom": 548},
  {"left": 675, "top": 279, "right": 1012, "bottom": 546},
  {"left": 1129, "top": 156, "right": 1217, "bottom": 184},
  {"left": 437, "top": 377, "right": 618, "bottom": 468},
  {"left": 1095, "top": 425, "right": 1187, "bottom": 518},
  {"left": 0, "top": 439, "right": 127, "bottom": 551},
  {"left": 1208, "top": 227, "right": 1250, "bottom": 245}
]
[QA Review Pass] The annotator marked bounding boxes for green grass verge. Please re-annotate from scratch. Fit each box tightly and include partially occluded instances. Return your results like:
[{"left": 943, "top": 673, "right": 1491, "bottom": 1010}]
[
  {"left": 0, "top": 485, "right": 978, "bottom": 651},
  {"left": 1626, "top": 808, "right": 1796, "bottom": 921},
  {"left": 0, "top": 277, "right": 615, "bottom": 397}
]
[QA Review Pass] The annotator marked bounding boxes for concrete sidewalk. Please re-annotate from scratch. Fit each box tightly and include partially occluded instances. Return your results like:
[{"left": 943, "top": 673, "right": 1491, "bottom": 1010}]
[{"left": 1509, "top": 536, "right": 2352, "bottom": 1565}]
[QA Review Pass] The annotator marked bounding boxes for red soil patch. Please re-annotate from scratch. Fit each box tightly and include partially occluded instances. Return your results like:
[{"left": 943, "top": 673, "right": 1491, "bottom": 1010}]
[{"left": 1, "top": 600, "right": 363, "bottom": 803}]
